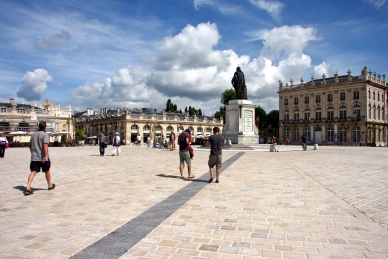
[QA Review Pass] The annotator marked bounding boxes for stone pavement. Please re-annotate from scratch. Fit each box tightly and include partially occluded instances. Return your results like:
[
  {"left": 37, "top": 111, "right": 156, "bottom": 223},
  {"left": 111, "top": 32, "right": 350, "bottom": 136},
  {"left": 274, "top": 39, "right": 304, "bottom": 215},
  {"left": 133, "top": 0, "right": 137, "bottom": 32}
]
[{"left": 0, "top": 145, "right": 387, "bottom": 258}]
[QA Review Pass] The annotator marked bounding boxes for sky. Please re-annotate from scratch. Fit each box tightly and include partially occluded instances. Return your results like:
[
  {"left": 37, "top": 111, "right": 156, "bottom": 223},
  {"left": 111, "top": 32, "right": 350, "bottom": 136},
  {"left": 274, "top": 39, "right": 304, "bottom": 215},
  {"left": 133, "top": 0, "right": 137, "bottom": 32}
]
[{"left": 0, "top": 0, "right": 387, "bottom": 115}]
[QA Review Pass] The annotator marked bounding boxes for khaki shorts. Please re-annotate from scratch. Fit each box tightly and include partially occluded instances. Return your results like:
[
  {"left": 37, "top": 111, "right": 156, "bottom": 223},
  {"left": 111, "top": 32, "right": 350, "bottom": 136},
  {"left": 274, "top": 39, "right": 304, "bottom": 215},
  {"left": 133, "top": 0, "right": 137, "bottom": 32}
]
[
  {"left": 179, "top": 151, "right": 191, "bottom": 165},
  {"left": 208, "top": 155, "right": 222, "bottom": 170}
]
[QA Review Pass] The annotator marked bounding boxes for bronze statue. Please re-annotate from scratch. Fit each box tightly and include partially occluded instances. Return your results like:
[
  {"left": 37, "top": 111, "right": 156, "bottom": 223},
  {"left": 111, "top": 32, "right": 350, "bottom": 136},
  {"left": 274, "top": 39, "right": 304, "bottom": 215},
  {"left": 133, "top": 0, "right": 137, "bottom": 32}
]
[{"left": 231, "top": 67, "right": 247, "bottom": 99}]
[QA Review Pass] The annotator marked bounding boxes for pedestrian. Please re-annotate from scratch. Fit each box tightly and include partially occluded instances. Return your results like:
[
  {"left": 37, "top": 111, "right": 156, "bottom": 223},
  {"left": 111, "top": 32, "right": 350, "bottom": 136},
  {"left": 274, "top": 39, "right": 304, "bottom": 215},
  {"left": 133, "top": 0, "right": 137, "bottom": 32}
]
[
  {"left": 136, "top": 134, "right": 141, "bottom": 146},
  {"left": 24, "top": 121, "right": 55, "bottom": 195},
  {"left": 112, "top": 132, "right": 121, "bottom": 156},
  {"left": 147, "top": 135, "right": 151, "bottom": 147},
  {"left": 54, "top": 136, "right": 59, "bottom": 147},
  {"left": 178, "top": 129, "right": 195, "bottom": 179},
  {"left": 98, "top": 132, "right": 107, "bottom": 156},
  {"left": 0, "top": 133, "right": 9, "bottom": 158},
  {"left": 207, "top": 127, "right": 225, "bottom": 183},
  {"left": 169, "top": 130, "right": 176, "bottom": 151},
  {"left": 272, "top": 136, "right": 279, "bottom": 152},
  {"left": 301, "top": 134, "right": 307, "bottom": 151}
]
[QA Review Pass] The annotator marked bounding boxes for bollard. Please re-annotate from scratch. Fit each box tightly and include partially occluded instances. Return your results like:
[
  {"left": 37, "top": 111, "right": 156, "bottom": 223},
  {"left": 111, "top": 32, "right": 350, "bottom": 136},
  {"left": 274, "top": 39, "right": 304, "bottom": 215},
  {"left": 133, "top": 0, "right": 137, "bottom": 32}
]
[
  {"left": 269, "top": 144, "right": 274, "bottom": 152},
  {"left": 314, "top": 144, "right": 318, "bottom": 150}
]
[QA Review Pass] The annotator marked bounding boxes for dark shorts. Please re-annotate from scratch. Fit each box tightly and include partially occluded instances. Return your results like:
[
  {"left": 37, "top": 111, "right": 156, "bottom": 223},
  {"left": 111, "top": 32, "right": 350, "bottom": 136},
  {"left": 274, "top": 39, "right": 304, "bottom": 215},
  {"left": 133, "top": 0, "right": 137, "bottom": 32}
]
[
  {"left": 30, "top": 160, "right": 51, "bottom": 173},
  {"left": 208, "top": 155, "right": 222, "bottom": 170}
]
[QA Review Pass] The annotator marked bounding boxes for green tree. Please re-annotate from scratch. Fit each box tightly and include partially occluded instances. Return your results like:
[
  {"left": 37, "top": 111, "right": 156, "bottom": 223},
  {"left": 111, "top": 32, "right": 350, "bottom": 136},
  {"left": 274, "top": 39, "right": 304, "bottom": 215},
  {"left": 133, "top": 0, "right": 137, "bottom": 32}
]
[
  {"left": 221, "top": 88, "right": 237, "bottom": 105},
  {"left": 166, "top": 99, "right": 172, "bottom": 112},
  {"left": 198, "top": 109, "right": 202, "bottom": 116},
  {"left": 255, "top": 106, "right": 267, "bottom": 130},
  {"left": 179, "top": 109, "right": 182, "bottom": 114},
  {"left": 267, "top": 110, "right": 279, "bottom": 129},
  {"left": 75, "top": 129, "right": 85, "bottom": 140}
]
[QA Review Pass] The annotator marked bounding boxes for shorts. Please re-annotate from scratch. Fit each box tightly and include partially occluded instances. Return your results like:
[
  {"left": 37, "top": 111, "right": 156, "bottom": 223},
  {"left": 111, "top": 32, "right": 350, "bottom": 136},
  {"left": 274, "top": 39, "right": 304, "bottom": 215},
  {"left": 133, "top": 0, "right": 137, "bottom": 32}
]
[
  {"left": 208, "top": 155, "right": 222, "bottom": 170},
  {"left": 179, "top": 151, "right": 191, "bottom": 165},
  {"left": 30, "top": 160, "right": 51, "bottom": 173}
]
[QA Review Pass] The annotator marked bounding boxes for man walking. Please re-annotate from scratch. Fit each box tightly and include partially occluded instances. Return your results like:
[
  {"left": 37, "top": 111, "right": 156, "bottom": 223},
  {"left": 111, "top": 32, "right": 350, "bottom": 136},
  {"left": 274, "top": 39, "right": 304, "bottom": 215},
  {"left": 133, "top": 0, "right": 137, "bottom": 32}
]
[
  {"left": 112, "top": 132, "right": 121, "bottom": 156},
  {"left": 178, "top": 129, "right": 195, "bottom": 179},
  {"left": 302, "top": 134, "right": 307, "bottom": 151},
  {"left": 207, "top": 127, "right": 225, "bottom": 183},
  {"left": 24, "top": 121, "right": 55, "bottom": 195},
  {"left": 98, "top": 132, "right": 107, "bottom": 156}
]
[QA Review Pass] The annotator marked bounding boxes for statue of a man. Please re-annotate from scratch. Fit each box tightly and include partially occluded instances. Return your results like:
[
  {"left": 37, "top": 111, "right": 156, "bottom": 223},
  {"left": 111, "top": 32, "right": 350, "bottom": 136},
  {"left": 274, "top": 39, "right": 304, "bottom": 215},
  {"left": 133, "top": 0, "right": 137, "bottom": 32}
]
[{"left": 231, "top": 67, "right": 247, "bottom": 99}]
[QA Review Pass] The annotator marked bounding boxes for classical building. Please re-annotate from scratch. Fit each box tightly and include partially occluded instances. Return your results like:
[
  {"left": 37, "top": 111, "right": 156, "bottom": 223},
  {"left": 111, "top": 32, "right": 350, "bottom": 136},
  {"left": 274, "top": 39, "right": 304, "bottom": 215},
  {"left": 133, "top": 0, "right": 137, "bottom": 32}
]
[
  {"left": 278, "top": 66, "right": 387, "bottom": 146},
  {"left": 0, "top": 98, "right": 73, "bottom": 143},
  {"left": 73, "top": 107, "right": 224, "bottom": 144}
]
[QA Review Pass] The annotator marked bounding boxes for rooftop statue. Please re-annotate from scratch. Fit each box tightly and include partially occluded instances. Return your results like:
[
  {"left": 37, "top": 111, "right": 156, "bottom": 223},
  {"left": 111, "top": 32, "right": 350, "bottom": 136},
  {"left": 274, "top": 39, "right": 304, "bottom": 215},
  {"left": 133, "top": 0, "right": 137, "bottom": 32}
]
[{"left": 231, "top": 67, "right": 248, "bottom": 100}]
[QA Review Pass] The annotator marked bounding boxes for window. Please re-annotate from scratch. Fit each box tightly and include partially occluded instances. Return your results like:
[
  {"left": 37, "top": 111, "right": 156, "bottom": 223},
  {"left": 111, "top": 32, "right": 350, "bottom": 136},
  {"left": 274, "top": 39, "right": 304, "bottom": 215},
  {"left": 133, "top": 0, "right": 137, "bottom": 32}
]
[
  {"left": 339, "top": 126, "right": 347, "bottom": 143},
  {"left": 294, "top": 111, "right": 299, "bottom": 121},
  {"left": 369, "top": 105, "right": 371, "bottom": 118},
  {"left": 353, "top": 105, "right": 360, "bottom": 119},
  {"left": 368, "top": 90, "right": 370, "bottom": 99},
  {"left": 378, "top": 130, "right": 381, "bottom": 142},
  {"left": 304, "top": 109, "right": 310, "bottom": 120},
  {"left": 327, "top": 107, "right": 334, "bottom": 120},
  {"left": 340, "top": 92, "right": 346, "bottom": 101},
  {"left": 284, "top": 112, "right": 289, "bottom": 122},
  {"left": 316, "top": 95, "right": 321, "bottom": 103},
  {"left": 373, "top": 92, "right": 375, "bottom": 100},
  {"left": 373, "top": 105, "right": 376, "bottom": 119},
  {"left": 0, "top": 107, "right": 6, "bottom": 113},
  {"left": 294, "top": 97, "right": 299, "bottom": 105},
  {"left": 284, "top": 98, "right": 288, "bottom": 105},
  {"left": 315, "top": 108, "right": 322, "bottom": 120},
  {"left": 304, "top": 96, "right": 309, "bottom": 104},
  {"left": 378, "top": 107, "right": 380, "bottom": 120},
  {"left": 304, "top": 127, "right": 311, "bottom": 141},
  {"left": 353, "top": 91, "right": 359, "bottom": 100},
  {"left": 293, "top": 128, "right": 299, "bottom": 142},
  {"left": 353, "top": 126, "right": 360, "bottom": 142},
  {"left": 284, "top": 128, "right": 290, "bottom": 140},
  {"left": 378, "top": 93, "right": 380, "bottom": 101},
  {"left": 327, "top": 126, "right": 334, "bottom": 141},
  {"left": 327, "top": 94, "right": 333, "bottom": 102},
  {"left": 340, "top": 105, "right": 347, "bottom": 119},
  {"left": 17, "top": 108, "right": 26, "bottom": 114},
  {"left": 131, "top": 125, "right": 138, "bottom": 131}
]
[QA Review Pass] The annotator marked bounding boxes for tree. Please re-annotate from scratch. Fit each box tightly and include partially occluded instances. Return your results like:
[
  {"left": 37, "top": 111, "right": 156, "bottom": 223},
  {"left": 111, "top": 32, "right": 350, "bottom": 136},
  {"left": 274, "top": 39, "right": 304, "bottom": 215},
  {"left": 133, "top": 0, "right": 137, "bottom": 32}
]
[
  {"left": 75, "top": 129, "right": 84, "bottom": 140},
  {"left": 221, "top": 88, "right": 236, "bottom": 105},
  {"left": 267, "top": 110, "right": 279, "bottom": 129},
  {"left": 198, "top": 109, "right": 202, "bottom": 116},
  {"left": 255, "top": 106, "right": 267, "bottom": 130}
]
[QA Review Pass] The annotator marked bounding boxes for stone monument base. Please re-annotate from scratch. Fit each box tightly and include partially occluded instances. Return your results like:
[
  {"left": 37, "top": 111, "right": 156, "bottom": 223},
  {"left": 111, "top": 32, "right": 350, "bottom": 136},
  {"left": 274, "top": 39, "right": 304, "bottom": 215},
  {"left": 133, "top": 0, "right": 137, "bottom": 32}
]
[{"left": 223, "top": 99, "right": 259, "bottom": 145}]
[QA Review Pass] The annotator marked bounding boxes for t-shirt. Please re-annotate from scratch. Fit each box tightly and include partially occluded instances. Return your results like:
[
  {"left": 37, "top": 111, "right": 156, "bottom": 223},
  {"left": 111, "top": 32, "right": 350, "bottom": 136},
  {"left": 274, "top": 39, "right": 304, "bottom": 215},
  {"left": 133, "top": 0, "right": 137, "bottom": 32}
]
[
  {"left": 178, "top": 132, "right": 189, "bottom": 152},
  {"left": 98, "top": 136, "right": 106, "bottom": 144},
  {"left": 209, "top": 134, "right": 225, "bottom": 156},
  {"left": 137, "top": 135, "right": 141, "bottom": 141},
  {"left": 170, "top": 133, "right": 175, "bottom": 141},
  {"left": 30, "top": 130, "right": 49, "bottom": 161}
]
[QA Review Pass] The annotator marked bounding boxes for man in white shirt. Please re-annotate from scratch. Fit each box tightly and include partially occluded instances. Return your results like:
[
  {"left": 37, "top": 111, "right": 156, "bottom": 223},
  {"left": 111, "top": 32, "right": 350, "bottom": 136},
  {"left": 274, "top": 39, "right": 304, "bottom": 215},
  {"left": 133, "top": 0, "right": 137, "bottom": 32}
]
[
  {"left": 112, "top": 132, "right": 121, "bottom": 156},
  {"left": 136, "top": 134, "right": 141, "bottom": 146}
]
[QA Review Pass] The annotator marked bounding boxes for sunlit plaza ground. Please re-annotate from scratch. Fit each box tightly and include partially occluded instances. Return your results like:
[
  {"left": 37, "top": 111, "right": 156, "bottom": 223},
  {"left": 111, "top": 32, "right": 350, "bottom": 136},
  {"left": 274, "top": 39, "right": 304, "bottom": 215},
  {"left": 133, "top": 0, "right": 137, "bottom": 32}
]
[{"left": 0, "top": 144, "right": 387, "bottom": 258}]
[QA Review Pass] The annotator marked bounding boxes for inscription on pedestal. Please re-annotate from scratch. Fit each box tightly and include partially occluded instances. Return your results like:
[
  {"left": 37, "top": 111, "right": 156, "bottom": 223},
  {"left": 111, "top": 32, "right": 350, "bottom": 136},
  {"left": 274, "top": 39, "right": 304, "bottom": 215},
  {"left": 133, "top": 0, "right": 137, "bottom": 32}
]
[{"left": 244, "top": 110, "right": 253, "bottom": 131}]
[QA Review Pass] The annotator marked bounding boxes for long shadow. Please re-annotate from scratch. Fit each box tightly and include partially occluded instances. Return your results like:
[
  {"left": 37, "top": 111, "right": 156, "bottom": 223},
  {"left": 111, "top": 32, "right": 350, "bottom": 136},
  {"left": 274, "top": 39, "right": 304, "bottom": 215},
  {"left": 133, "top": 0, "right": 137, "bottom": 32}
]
[
  {"left": 13, "top": 185, "right": 46, "bottom": 195},
  {"left": 156, "top": 174, "right": 209, "bottom": 183}
]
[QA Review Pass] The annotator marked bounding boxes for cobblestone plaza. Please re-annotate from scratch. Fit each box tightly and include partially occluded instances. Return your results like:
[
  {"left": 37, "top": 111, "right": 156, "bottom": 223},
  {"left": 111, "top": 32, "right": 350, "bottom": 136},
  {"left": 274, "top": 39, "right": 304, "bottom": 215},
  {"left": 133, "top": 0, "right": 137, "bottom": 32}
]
[{"left": 0, "top": 145, "right": 387, "bottom": 258}]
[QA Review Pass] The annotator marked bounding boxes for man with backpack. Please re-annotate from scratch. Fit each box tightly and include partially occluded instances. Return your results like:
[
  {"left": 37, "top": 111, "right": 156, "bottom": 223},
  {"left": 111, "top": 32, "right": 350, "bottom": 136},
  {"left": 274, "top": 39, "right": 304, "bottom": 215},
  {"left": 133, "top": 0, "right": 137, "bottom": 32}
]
[
  {"left": 207, "top": 127, "right": 225, "bottom": 183},
  {"left": 178, "top": 129, "right": 195, "bottom": 179}
]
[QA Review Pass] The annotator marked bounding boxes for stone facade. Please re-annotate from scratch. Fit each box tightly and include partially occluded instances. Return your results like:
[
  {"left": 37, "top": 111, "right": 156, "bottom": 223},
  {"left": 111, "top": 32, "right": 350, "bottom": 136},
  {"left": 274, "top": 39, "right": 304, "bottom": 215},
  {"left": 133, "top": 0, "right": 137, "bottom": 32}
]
[
  {"left": 0, "top": 98, "right": 73, "bottom": 142},
  {"left": 73, "top": 107, "right": 224, "bottom": 145},
  {"left": 278, "top": 66, "right": 387, "bottom": 146}
]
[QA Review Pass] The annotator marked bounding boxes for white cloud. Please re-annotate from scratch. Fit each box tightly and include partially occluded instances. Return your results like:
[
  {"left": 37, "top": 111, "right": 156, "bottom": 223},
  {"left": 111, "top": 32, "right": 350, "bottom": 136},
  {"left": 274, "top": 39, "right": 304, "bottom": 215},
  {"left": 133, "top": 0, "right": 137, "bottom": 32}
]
[
  {"left": 71, "top": 23, "right": 319, "bottom": 114},
  {"left": 248, "top": 0, "right": 284, "bottom": 19},
  {"left": 313, "top": 62, "right": 330, "bottom": 78},
  {"left": 364, "top": 0, "right": 386, "bottom": 8},
  {"left": 16, "top": 69, "right": 53, "bottom": 101},
  {"left": 35, "top": 30, "right": 71, "bottom": 50},
  {"left": 252, "top": 25, "right": 318, "bottom": 61}
]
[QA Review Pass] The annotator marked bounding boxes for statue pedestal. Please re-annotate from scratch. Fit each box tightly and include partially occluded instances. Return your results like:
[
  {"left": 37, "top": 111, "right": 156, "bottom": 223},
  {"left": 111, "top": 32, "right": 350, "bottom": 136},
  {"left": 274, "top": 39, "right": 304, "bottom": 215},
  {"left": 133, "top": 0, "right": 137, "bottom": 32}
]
[{"left": 223, "top": 99, "right": 259, "bottom": 145}]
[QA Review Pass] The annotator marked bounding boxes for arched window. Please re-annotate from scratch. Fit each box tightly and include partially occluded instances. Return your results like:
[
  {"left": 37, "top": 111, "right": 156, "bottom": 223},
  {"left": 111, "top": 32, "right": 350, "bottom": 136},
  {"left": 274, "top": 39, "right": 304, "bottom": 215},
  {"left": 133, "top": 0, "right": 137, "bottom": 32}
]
[
  {"left": 284, "top": 110, "right": 290, "bottom": 122},
  {"left": 353, "top": 104, "right": 361, "bottom": 119},
  {"left": 205, "top": 127, "right": 212, "bottom": 136},
  {"left": 143, "top": 125, "right": 151, "bottom": 132},
  {"left": 18, "top": 122, "right": 29, "bottom": 131},
  {"left": 327, "top": 126, "right": 334, "bottom": 141},
  {"left": 339, "top": 126, "right": 347, "bottom": 143},
  {"left": 178, "top": 126, "right": 184, "bottom": 133},
  {"left": 304, "top": 127, "right": 311, "bottom": 141},
  {"left": 304, "top": 108, "right": 310, "bottom": 120},
  {"left": 377, "top": 106, "right": 380, "bottom": 120},
  {"left": 197, "top": 127, "right": 203, "bottom": 135},
  {"left": 373, "top": 104, "right": 376, "bottom": 119},
  {"left": 353, "top": 126, "right": 360, "bottom": 142},
  {"left": 368, "top": 104, "right": 371, "bottom": 118},
  {"left": 315, "top": 107, "right": 322, "bottom": 120},
  {"left": 283, "top": 128, "right": 289, "bottom": 140},
  {"left": 155, "top": 126, "right": 162, "bottom": 133},
  {"left": 131, "top": 125, "right": 138, "bottom": 132},
  {"left": 340, "top": 105, "right": 347, "bottom": 119},
  {"left": 166, "top": 126, "right": 173, "bottom": 133},
  {"left": 293, "top": 109, "right": 299, "bottom": 121},
  {"left": 293, "top": 128, "right": 299, "bottom": 142},
  {"left": 188, "top": 126, "right": 194, "bottom": 134},
  {"left": 0, "top": 122, "right": 10, "bottom": 131},
  {"left": 327, "top": 106, "right": 334, "bottom": 120}
]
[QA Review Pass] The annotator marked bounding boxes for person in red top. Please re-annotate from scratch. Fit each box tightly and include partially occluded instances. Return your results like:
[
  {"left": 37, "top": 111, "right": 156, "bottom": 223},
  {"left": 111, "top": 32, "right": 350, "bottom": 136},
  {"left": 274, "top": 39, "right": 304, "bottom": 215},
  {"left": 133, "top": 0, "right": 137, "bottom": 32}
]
[{"left": 178, "top": 129, "right": 195, "bottom": 180}]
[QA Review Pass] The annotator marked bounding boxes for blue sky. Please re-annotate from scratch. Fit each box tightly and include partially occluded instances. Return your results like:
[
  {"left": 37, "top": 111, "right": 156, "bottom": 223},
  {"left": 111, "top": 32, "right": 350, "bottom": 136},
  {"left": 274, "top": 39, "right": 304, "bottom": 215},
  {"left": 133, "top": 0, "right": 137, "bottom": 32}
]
[{"left": 0, "top": 0, "right": 387, "bottom": 115}]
